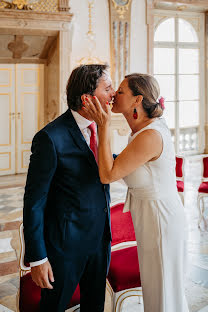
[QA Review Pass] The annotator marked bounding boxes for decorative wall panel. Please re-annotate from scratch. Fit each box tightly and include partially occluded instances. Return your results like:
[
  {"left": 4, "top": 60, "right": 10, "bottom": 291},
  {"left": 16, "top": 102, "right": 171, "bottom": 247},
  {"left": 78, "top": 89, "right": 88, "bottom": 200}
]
[
  {"left": 0, "top": 0, "right": 59, "bottom": 12},
  {"left": 108, "top": 0, "right": 132, "bottom": 88},
  {"left": 32, "top": 0, "right": 59, "bottom": 12}
]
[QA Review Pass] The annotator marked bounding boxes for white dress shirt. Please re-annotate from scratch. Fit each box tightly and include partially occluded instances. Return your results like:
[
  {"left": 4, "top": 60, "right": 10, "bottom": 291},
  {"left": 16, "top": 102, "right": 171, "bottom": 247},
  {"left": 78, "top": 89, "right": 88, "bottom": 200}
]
[{"left": 30, "top": 110, "right": 95, "bottom": 267}]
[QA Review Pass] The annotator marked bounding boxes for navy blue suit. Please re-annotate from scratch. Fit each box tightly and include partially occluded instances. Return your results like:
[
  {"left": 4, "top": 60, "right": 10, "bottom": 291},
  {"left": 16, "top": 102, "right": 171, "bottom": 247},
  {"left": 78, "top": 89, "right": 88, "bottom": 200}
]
[{"left": 23, "top": 109, "right": 111, "bottom": 311}]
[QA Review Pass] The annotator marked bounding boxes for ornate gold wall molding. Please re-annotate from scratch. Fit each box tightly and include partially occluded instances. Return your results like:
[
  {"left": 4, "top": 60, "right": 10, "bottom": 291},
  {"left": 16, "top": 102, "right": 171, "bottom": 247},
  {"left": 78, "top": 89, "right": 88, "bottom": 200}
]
[
  {"left": 26, "top": 0, "right": 58, "bottom": 12},
  {"left": 111, "top": 0, "right": 131, "bottom": 19},
  {"left": 58, "top": 0, "right": 70, "bottom": 12},
  {"left": 0, "top": 0, "right": 38, "bottom": 10},
  {"left": 0, "top": 0, "right": 61, "bottom": 12},
  {"left": 108, "top": 0, "right": 132, "bottom": 89}
]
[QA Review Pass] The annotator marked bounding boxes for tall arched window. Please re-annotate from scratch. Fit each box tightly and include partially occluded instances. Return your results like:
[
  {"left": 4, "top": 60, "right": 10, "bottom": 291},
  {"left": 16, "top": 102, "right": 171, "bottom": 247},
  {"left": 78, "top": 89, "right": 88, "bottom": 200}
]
[{"left": 153, "top": 12, "right": 205, "bottom": 154}]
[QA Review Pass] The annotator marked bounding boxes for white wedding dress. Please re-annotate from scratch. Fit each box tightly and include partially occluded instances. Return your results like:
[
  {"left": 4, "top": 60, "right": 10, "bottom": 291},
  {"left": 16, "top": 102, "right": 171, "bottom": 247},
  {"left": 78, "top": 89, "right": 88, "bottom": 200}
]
[{"left": 123, "top": 117, "right": 189, "bottom": 312}]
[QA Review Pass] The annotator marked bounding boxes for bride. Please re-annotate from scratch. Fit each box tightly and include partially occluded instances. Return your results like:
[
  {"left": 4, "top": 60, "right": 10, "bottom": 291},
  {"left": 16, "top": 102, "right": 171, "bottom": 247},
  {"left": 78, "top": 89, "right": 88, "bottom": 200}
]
[{"left": 83, "top": 73, "right": 189, "bottom": 312}]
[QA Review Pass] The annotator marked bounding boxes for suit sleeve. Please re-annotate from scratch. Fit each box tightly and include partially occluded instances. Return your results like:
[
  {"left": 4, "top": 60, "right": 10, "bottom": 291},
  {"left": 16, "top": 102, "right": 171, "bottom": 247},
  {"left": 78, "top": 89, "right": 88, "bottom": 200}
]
[{"left": 23, "top": 130, "right": 57, "bottom": 263}]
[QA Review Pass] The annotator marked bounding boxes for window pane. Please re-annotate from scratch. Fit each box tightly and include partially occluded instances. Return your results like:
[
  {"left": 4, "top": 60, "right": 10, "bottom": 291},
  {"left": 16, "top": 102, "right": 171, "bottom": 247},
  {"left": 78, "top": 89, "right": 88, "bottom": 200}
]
[
  {"left": 179, "top": 49, "right": 199, "bottom": 74},
  {"left": 179, "top": 101, "right": 199, "bottom": 127},
  {"left": 163, "top": 101, "right": 175, "bottom": 129},
  {"left": 154, "top": 75, "right": 175, "bottom": 101},
  {"left": 178, "top": 18, "right": 198, "bottom": 43},
  {"left": 154, "top": 18, "right": 175, "bottom": 42},
  {"left": 154, "top": 48, "right": 175, "bottom": 74},
  {"left": 179, "top": 75, "right": 199, "bottom": 100}
]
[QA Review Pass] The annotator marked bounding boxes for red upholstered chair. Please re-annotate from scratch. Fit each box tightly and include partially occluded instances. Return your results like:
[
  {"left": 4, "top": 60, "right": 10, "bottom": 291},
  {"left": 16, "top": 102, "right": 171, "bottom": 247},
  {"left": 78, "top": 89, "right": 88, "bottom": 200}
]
[
  {"left": 198, "top": 156, "right": 208, "bottom": 229},
  {"left": 110, "top": 200, "right": 137, "bottom": 251},
  {"left": 106, "top": 246, "right": 143, "bottom": 311},
  {"left": 17, "top": 223, "right": 80, "bottom": 312},
  {"left": 106, "top": 201, "right": 143, "bottom": 311},
  {"left": 176, "top": 156, "right": 185, "bottom": 205}
]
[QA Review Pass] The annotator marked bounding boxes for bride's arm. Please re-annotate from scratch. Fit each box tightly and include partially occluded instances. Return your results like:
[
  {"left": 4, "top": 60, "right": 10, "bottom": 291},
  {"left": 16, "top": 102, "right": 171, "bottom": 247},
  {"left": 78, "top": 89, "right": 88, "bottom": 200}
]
[
  {"left": 98, "top": 126, "right": 162, "bottom": 183},
  {"left": 84, "top": 96, "right": 162, "bottom": 184}
]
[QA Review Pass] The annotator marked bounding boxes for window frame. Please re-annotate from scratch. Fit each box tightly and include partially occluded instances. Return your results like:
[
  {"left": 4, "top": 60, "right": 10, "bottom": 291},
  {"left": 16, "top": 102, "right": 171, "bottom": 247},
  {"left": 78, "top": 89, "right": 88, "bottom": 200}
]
[{"left": 148, "top": 9, "right": 205, "bottom": 155}]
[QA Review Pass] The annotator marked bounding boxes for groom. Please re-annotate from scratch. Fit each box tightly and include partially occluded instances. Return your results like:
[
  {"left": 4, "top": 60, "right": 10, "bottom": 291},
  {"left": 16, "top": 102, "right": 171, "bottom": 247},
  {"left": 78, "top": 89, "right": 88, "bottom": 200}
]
[{"left": 23, "top": 64, "right": 115, "bottom": 311}]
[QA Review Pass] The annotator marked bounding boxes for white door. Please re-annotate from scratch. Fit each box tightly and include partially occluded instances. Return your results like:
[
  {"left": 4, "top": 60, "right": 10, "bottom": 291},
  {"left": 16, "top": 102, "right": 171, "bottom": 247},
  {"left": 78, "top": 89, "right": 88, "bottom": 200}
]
[
  {"left": 0, "top": 64, "right": 44, "bottom": 175},
  {"left": 16, "top": 64, "right": 44, "bottom": 173},
  {"left": 0, "top": 65, "right": 15, "bottom": 175}
]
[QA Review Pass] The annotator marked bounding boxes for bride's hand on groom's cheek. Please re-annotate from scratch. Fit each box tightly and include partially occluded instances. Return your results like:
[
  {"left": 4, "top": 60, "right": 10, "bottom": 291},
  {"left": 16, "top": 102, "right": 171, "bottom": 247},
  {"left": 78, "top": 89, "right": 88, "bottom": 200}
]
[
  {"left": 84, "top": 95, "right": 103, "bottom": 125},
  {"left": 83, "top": 95, "right": 99, "bottom": 119},
  {"left": 83, "top": 95, "right": 110, "bottom": 126}
]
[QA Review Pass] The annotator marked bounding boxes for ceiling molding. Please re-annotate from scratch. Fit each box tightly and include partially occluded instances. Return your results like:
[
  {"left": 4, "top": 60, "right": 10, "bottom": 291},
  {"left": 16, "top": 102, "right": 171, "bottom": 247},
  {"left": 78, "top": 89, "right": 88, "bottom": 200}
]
[
  {"left": 0, "top": 9, "right": 73, "bottom": 22},
  {"left": 0, "top": 58, "right": 47, "bottom": 64},
  {"left": 154, "top": 0, "right": 208, "bottom": 5}
]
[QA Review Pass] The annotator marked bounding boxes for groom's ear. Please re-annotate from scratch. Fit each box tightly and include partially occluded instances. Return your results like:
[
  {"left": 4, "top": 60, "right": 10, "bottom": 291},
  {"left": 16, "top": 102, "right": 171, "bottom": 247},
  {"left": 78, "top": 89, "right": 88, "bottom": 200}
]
[
  {"left": 81, "top": 94, "right": 85, "bottom": 102},
  {"left": 81, "top": 94, "right": 93, "bottom": 102}
]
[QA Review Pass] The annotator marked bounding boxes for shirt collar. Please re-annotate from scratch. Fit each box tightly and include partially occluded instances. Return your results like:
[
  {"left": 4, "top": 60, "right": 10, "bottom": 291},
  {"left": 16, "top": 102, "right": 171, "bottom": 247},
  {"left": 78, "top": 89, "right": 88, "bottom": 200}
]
[{"left": 71, "top": 109, "right": 93, "bottom": 131}]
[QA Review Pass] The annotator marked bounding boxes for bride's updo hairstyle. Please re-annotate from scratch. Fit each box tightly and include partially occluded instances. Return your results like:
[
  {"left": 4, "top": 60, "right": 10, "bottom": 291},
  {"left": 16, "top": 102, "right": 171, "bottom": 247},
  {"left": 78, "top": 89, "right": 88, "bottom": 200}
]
[{"left": 125, "top": 73, "right": 164, "bottom": 118}]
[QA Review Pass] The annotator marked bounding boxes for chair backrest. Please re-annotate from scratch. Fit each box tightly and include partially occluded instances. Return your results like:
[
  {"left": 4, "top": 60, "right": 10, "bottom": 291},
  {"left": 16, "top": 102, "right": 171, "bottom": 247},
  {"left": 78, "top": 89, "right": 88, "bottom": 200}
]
[
  {"left": 202, "top": 156, "right": 208, "bottom": 180},
  {"left": 18, "top": 223, "right": 81, "bottom": 311},
  {"left": 175, "top": 156, "right": 184, "bottom": 181},
  {"left": 19, "top": 223, "right": 31, "bottom": 275},
  {"left": 110, "top": 201, "right": 136, "bottom": 246}
]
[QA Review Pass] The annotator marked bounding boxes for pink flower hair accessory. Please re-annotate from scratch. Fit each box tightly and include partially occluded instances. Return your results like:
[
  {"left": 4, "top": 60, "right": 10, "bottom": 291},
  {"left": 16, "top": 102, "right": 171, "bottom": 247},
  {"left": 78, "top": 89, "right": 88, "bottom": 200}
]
[{"left": 158, "top": 96, "right": 165, "bottom": 110}]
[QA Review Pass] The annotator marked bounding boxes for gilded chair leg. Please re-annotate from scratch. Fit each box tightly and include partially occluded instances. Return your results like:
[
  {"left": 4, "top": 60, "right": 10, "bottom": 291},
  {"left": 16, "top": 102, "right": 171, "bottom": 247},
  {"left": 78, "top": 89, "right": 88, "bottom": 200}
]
[
  {"left": 178, "top": 192, "right": 184, "bottom": 206},
  {"left": 198, "top": 196, "right": 206, "bottom": 229},
  {"left": 115, "top": 298, "right": 120, "bottom": 312},
  {"left": 16, "top": 288, "right": 20, "bottom": 312},
  {"left": 181, "top": 193, "right": 184, "bottom": 206},
  {"left": 113, "top": 293, "right": 118, "bottom": 312},
  {"left": 198, "top": 196, "right": 202, "bottom": 228},
  {"left": 202, "top": 197, "right": 206, "bottom": 229}
]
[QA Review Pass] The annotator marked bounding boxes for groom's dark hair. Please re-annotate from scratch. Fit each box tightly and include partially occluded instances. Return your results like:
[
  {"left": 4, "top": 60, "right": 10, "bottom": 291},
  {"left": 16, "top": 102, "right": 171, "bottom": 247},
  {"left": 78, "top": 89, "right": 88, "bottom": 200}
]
[{"left": 66, "top": 64, "right": 109, "bottom": 111}]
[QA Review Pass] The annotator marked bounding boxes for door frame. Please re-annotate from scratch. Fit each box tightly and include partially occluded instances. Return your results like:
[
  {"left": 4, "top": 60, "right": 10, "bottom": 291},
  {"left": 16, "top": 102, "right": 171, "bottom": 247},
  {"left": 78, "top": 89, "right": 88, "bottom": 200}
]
[
  {"left": 0, "top": 10, "right": 73, "bottom": 120},
  {"left": 0, "top": 10, "right": 73, "bottom": 175}
]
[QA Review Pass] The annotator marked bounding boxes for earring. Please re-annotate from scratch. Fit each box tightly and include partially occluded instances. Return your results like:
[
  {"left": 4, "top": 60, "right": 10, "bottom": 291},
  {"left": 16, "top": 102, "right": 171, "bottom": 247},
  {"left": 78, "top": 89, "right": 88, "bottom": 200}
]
[{"left": 133, "top": 108, "right": 138, "bottom": 119}]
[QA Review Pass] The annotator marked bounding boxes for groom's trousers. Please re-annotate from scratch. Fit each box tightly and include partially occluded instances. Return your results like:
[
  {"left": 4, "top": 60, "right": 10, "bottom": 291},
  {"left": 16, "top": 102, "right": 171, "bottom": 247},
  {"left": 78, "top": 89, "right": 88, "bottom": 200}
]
[{"left": 39, "top": 235, "right": 111, "bottom": 312}]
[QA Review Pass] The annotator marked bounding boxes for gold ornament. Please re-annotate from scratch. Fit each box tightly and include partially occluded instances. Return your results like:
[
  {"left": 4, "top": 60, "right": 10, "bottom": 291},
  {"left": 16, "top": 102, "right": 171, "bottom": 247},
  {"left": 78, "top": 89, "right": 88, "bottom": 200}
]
[
  {"left": 111, "top": 0, "right": 131, "bottom": 19},
  {"left": 13, "top": 0, "right": 28, "bottom": 9},
  {"left": 0, "top": 0, "right": 40, "bottom": 10}
]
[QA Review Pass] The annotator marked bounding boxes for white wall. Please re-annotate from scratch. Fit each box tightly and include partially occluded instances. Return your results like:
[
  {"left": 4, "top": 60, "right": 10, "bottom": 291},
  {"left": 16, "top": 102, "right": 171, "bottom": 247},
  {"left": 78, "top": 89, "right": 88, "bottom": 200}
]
[
  {"left": 130, "top": 0, "right": 147, "bottom": 74},
  {"left": 70, "top": 0, "right": 110, "bottom": 70},
  {"left": 67, "top": 0, "right": 148, "bottom": 154},
  {"left": 69, "top": 0, "right": 147, "bottom": 74}
]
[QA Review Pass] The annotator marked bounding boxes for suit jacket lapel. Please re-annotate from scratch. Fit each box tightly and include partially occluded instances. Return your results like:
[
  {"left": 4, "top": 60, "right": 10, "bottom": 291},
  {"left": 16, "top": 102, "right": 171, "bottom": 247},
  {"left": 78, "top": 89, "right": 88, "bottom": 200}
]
[{"left": 64, "top": 109, "right": 98, "bottom": 169}]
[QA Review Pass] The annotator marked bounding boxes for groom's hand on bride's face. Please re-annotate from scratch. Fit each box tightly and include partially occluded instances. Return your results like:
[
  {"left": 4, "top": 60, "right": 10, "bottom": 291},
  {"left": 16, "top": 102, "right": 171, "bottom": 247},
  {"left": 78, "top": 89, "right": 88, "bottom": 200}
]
[{"left": 31, "top": 260, "right": 54, "bottom": 289}]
